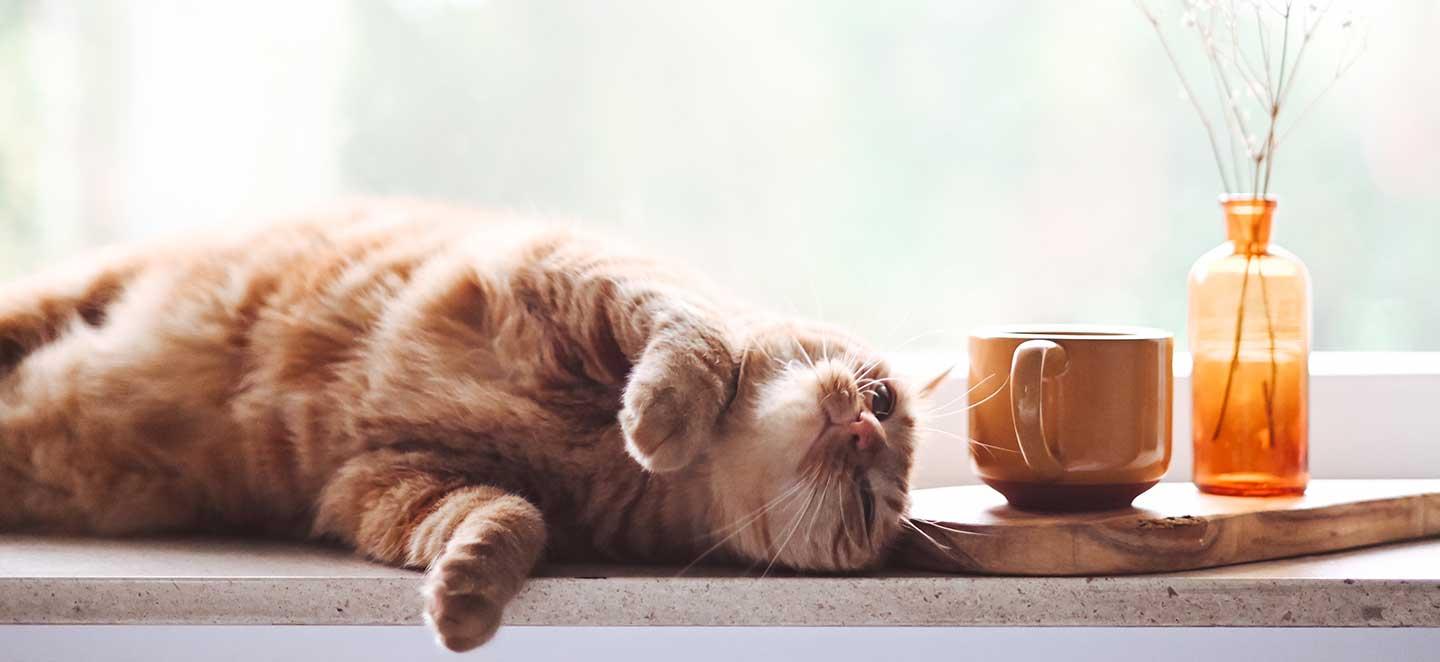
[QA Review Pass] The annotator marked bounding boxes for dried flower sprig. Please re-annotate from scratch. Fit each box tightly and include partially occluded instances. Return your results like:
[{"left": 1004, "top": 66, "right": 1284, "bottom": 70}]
[
  {"left": 1136, "top": 1, "right": 1365, "bottom": 446},
  {"left": 1135, "top": 0, "right": 1367, "bottom": 197}
]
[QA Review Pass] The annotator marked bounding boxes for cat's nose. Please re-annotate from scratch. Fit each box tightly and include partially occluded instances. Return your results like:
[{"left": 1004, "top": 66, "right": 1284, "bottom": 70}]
[{"left": 849, "top": 410, "right": 886, "bottom": 453}]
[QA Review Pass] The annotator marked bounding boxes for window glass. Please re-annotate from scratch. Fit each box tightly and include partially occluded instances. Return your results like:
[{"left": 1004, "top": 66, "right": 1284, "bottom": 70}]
[{"left": 2, "top": 1, "right": 1433, "bottom": 349}]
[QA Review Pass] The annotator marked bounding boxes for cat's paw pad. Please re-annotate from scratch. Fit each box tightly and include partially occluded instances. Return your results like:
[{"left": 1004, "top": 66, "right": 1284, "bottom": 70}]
[
  {"left": 619, "top": 346, "right": 731, "bottom": 473},
  {"left": 421, "top": 571, "right": 504, "bottom": 652}
]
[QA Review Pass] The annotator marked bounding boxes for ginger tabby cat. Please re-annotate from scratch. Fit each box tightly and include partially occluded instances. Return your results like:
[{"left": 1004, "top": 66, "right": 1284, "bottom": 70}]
[{"left": 0, "top": 201, "right": 935, "bottom": 651}]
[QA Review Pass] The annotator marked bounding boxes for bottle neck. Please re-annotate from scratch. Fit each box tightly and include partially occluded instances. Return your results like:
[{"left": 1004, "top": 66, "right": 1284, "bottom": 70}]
[{"left": 1222, "top": 196, "right": 1276, "bottom": 255}]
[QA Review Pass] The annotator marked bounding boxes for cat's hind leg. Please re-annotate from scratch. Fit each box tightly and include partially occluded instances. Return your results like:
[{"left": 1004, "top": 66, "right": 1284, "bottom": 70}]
[{"left": 312, "top": 449, "right": 547, "bottom": 652}]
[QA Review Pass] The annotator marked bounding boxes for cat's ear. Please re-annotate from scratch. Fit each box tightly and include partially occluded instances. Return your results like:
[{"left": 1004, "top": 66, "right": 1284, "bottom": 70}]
[{"left": 916, "top": 364, "right": 955, "bottom": 398}]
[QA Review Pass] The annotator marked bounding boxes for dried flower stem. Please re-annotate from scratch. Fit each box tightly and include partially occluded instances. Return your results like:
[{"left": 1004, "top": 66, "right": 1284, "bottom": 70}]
[
  {"left": 1208, "top": 252, "right": 1253, "bottom": 443},
  {"left": 1139, "top": 0, "right": 1363, "bottom": 196},
  {"left": 1134, "top": 0, "right": 1235, "bottom": 193},
  {"left": 1256, "top": 6, "right": 1290, "bottom": 199},
  {"left": 1254, "top": 4, "right": 1274, "bottom": 103},
  {"left": 1139, "top": 0, "right": 1363, "bottom": 446},
  {"left": 1257, "top": 257, "right": 1279, "bottom": 448}
]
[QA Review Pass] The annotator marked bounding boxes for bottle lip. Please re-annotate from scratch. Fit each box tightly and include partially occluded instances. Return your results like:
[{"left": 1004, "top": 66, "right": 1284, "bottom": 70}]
[{"left": 1217, "top": 194, "right": 1278, "bottom": 208}]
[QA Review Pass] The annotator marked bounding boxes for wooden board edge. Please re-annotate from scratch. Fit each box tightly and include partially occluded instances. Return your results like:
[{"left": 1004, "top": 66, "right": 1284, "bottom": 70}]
[
  {"left": 1424, "top": 492, "right": 1440, "bottom": 536},
  {"left": 894, "top": 490, "right": 1440, "bottom": 576}
]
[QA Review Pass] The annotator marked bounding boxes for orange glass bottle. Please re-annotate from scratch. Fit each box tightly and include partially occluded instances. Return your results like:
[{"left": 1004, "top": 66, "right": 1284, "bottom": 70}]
[{"left": 1188, "top": 196, "right": 1310, "bottom": 496}]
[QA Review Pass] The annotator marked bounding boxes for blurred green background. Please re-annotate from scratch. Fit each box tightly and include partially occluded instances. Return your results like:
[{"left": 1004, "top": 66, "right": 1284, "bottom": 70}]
[{"left": 1, "top": 0, "right": 1435, "bottom": 350}]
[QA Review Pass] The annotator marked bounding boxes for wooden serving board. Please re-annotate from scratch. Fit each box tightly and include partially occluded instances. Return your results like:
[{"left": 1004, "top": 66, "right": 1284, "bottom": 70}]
[{"left": 895, "top": 479, "right": 1440, "bottom": 576}]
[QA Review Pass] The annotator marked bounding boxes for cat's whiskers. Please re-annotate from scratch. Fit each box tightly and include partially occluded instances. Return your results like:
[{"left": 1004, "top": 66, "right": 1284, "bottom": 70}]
[
  {"left": 854, "top": 377, "right": 898, "bottom": 401},
  {"left": 880, "top": 328, "right": 965, "bottom": 356},
  {"left": 915, "top": 425, "right": 1020, "bottom": 454},
  {"left": 804, "top": 471, "right": 835, "bottom": 549},
  {"left": 852, "top": 482, "right": 872, "bottom": 554},
  {"left": 786, "top": 334, "right": 818, "bottom": 371},
  {"left": 923, "top": 409, "right": 973, "bottom": 421},
  {"left": 802, "top": 472, "right": 836, "bottom": 557},
  {"left": 925, "top": 375, "right": 1010, "bottom": 418},
  {"left": 836, "top": 476, "right": 859, "bottom": 551},
  {"left": 901, "top": 517, "right": 953, "bottom": 552},
  {"left": 703, "top": 475, "right": 811, "bottom": 539},
  {"left": 855, "top": 376, "right": 900, "bottom": 387},
  {"left": 677, "top": 471, "right": 816, "bottom": 576},
  {"left": 677, "top": 489, "right": 805, "bottom": 577},
  {"left": 875, "top": 305, "right": 918, "bottom": 355},
  {"left": 835, "top": 472, "right": 868, "bottom": 565},
  {"left": 850, "top": 354, "right": 886, "bottom": 382},
  {"left": 973, "top": 445, "right": 1001, "bottom": 462},
  {"left": 924, "top": 373, "right": 997, "bottom": 416},
  {"left": 912, "top": 518, "right": 991, "bottom": 537},
  {"left": 752, "top": 342, "right": 782, "bottom": 367},
  {"left": 761, "top": 471, "right": 825, "bottom": 578}
]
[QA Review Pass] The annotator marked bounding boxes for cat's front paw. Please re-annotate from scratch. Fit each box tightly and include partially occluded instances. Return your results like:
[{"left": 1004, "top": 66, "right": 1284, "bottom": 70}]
[
  {"left": 619, "top": 333, "right": 734, "bottom": 472},
  {"left": 421, "top": 562, "right": 505, "bottom": 652}
]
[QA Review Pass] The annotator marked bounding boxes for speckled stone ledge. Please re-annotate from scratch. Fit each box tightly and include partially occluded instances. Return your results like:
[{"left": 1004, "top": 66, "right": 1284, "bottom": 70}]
[{"left": 2, "top": 536, "right": 1437, "bottom": 628}]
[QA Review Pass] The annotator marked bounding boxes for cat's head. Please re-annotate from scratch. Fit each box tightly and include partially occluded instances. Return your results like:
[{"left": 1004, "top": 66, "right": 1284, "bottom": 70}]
[{"left": 702, "top": 321, "right": 941, "bottom": 572}]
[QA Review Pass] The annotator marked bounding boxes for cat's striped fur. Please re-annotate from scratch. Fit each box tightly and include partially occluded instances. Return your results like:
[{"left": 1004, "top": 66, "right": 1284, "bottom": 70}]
[{"left": 0, "top": 201, "right": 926, "bottom": 650}]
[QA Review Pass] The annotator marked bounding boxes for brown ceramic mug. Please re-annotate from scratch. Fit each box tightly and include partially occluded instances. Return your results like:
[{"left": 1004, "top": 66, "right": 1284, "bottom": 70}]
[{"left": 968, "top": 325, "right": 1173, "bottom": 511}]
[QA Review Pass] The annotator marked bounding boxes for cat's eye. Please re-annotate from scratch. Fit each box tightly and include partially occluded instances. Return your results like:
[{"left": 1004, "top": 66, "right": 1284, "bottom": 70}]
[{"left": 869, "top": 383, "right": 895, "bottom": 421}]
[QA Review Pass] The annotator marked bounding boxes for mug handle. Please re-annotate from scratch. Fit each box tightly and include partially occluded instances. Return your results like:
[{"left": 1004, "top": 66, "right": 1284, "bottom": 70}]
[{"left": 1009, "top": 339, "right": 1069, "bottom": 481}]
